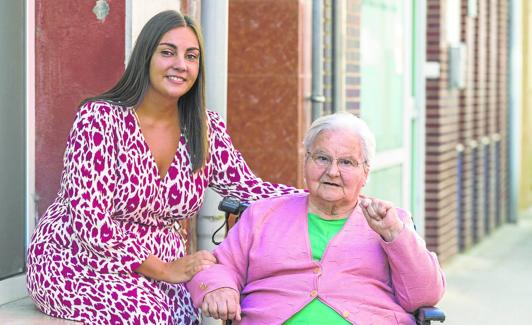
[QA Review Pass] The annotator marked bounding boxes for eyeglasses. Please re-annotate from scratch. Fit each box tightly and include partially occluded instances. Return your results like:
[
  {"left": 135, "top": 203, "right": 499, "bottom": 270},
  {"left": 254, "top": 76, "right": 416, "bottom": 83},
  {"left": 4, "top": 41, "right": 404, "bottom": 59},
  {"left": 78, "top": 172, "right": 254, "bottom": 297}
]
[{"left": 307, "top": 151, "right": 366, "bottom": 172}]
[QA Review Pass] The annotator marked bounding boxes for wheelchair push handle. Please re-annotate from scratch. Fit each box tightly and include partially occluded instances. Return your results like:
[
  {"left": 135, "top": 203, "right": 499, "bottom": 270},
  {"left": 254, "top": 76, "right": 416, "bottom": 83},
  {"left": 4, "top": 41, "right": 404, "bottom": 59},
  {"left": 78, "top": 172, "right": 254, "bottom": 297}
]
[
  {"left": 218, "top": 196, "right": 249, "bottom": 215},
  {"left": 212, "top": 197, "right": 249, "bottom": 245}
]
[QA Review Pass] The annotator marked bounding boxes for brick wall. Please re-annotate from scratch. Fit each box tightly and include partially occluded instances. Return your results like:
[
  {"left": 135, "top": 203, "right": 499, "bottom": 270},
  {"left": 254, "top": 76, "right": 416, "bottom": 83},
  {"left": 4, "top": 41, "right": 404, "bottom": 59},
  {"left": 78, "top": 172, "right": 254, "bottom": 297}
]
[
  {"left": 346, "top": 0, "right": 361, "bottom": 115},
  {"left": 425, "top": 0, "right": 460, "bottom": 261},
  {"left": 496, "top": 1, "right": 508, "bottom": 223},
  {"left": 457, "top": 0, "right": 475, "bottom": 250},
  {"left": 321, "top": 0, "right": 360, "bottom": 116},
  {"left": 431, "top": 0, "right": 510, "bottom": 259}
]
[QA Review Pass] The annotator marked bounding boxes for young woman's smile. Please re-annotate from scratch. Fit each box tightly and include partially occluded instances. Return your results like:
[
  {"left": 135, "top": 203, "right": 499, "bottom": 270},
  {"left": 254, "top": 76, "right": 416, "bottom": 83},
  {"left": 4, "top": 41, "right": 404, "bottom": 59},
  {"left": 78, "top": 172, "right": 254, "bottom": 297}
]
[{"left": 147, "top": 26, "right": 200, "bottom": 103}]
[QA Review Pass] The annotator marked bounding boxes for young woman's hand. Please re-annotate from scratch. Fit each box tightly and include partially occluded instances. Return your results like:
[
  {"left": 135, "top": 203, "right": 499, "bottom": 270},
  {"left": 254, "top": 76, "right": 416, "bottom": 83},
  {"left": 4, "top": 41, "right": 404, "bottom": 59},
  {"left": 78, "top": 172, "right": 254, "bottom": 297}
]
[
  {"left": 202, "top": 287, "right": 241, "bottom": 321},
  {"left": 136, "top": 250, "right": 216, "bottom": 283},
  {"left": 164, "top": 250, "right": 217, "bottom": 283}
]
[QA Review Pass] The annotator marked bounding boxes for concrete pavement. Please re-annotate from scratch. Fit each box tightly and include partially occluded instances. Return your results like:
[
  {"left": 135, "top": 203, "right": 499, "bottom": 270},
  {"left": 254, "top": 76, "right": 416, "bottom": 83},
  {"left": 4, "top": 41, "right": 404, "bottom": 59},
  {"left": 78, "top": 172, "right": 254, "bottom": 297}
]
[{"left": 437, "top": 208, "right": 532, "bottom": 325}]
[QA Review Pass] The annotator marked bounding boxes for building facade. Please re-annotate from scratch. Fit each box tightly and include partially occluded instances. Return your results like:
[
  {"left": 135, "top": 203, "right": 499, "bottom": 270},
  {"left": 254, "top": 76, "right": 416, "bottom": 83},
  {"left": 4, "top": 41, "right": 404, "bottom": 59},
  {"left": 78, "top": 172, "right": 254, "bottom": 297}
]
[{"left": 0, "top": 0, "right": 529, "bottom": 309}]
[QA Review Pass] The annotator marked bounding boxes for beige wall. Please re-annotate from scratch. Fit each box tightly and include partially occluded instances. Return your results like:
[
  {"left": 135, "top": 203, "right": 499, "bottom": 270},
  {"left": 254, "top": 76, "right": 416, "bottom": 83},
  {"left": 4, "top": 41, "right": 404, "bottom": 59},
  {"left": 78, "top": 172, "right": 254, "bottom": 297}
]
[
  {"left": 131, "top": 0, "right": 181, "bottom": 44},
  {"left": 521, "top": 1, "right": 532, "bottom": 210}
]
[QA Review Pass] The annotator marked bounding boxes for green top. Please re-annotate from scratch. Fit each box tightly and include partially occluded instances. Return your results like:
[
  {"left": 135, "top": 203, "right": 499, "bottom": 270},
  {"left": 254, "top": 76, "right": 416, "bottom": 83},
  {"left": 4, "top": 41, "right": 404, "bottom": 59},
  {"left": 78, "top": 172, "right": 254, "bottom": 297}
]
[{"left": 284, "top": 213, "right": 350, "bottom": 324}]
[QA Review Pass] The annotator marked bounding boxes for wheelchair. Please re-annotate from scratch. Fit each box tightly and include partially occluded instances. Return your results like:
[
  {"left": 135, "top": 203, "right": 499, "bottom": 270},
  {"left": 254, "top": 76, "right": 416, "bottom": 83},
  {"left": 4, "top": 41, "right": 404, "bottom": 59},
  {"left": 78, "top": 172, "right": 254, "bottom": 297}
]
[{"left": 214, "top": 196, "right": 446, "bottom": 325}]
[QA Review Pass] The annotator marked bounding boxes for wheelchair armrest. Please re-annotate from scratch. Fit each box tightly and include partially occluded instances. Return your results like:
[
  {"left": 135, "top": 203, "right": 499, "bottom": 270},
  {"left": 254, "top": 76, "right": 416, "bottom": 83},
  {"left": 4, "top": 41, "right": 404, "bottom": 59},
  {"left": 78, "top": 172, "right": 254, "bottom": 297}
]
[{"left": 415, "top": 306, "right": 446, "bottom": 324}]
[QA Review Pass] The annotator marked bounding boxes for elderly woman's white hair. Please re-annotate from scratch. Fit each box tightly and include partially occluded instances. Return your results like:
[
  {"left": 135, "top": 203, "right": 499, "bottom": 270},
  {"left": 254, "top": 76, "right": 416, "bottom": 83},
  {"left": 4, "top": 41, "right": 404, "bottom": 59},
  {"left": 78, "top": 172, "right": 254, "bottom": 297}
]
[{"left": 303, "top": 112, "right": 376, "bottom": 167}]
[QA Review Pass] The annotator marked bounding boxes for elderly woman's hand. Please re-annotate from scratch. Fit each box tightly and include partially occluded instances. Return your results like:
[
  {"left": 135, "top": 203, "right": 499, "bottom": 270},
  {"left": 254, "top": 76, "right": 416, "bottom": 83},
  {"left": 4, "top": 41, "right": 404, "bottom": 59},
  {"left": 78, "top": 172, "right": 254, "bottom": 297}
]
[
  {"left": 360, "top": 197, "right": 405, "bottom": 242},
  {"left": 202, "top": 287, "right": 242, "bottom": 321}
]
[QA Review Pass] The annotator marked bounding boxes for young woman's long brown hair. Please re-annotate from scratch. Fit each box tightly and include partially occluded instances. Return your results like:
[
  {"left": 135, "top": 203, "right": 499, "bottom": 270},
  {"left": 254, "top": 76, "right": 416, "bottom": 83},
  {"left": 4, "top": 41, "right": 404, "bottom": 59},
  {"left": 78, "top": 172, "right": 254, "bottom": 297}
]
[{"left": 82, "top": 10, "right": 208, "bottom": 171}]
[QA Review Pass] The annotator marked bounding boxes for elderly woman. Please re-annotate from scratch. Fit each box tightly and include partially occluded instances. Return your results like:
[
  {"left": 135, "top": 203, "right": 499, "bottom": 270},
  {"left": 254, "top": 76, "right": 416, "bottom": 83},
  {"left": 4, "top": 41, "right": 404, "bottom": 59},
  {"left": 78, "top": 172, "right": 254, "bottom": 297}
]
[{"left": 187, "top": 112, "right": 446, "bottom": 324}]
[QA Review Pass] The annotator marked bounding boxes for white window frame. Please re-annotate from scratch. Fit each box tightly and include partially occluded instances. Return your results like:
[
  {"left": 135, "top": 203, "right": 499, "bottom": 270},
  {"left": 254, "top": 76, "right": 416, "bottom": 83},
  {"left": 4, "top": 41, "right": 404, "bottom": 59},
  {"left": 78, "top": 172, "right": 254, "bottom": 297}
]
[{"left": 361, "top": 0, "right": 413, "bottom": 211}]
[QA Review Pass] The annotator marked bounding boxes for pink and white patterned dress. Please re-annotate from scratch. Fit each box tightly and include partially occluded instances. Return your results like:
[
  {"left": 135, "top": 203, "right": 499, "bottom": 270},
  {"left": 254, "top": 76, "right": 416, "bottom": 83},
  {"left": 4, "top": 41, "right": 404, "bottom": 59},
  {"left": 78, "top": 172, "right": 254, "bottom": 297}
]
[{"left": 26, "top": 101, "right": 298, "bottom": 324}]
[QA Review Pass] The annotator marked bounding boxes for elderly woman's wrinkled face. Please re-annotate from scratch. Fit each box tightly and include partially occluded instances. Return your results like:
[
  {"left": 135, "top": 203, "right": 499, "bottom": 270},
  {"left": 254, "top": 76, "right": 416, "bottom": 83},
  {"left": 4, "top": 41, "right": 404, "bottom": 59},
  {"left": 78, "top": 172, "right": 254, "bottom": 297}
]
[{"left": 305, "top": 129, "right": 368, "bottom": 208}]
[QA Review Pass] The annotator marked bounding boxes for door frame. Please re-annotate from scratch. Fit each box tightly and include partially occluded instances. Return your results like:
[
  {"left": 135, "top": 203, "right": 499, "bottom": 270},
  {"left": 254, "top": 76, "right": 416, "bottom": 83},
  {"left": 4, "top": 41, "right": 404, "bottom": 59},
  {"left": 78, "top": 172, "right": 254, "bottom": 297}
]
[
  {"left": 411, "top": 0, "right": 427, "bottom": 237},
  {"left": 0, "top": 0, "right": 35, "bottom": 306}
]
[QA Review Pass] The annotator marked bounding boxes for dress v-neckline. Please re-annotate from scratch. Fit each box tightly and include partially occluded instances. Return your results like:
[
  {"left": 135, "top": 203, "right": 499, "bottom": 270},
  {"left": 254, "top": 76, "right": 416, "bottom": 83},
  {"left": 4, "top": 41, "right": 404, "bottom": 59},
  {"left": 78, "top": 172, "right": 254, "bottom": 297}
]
[{"left": 131, "top": 108, "right": 183, "bottom": 182}]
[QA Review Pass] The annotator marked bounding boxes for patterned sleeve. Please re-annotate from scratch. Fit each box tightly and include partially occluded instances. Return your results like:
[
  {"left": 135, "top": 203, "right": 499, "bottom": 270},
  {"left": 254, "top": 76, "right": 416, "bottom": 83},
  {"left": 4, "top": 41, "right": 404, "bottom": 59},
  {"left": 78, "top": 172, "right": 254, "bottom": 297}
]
[
  {"left": 206, "top": 110, "right": 303, "bottom": 202},
  {"left": 62, "top": 101, "right": 150, "bottom": 274}
]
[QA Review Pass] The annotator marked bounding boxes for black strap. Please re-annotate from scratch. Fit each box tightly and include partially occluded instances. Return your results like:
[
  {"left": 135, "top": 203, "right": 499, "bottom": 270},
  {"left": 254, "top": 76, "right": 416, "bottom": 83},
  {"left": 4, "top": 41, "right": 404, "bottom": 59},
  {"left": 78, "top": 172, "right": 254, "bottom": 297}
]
[{"left": 211, "top": 216, "right": 228, "bottom": 245}]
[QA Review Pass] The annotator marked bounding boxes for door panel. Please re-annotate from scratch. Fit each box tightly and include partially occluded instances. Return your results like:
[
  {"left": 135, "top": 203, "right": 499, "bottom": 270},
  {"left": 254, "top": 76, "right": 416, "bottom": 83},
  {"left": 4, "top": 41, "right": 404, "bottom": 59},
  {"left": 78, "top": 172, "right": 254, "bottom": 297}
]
[
  {"left": 360, "top": 0, "right": 411, "bottom": 208},
  {"left": 0, "top": 1, "right": 26, "bottom": 280},
  {"left": 364, "top": 166, "right": 403, "bottom": 205}
]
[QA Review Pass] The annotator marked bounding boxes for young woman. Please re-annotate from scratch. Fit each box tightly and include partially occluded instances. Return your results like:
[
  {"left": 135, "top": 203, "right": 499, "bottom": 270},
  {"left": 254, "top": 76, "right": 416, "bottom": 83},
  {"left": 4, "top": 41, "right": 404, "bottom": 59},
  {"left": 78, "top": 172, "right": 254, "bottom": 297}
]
[{"left": 27, "top": 10, "right": 298, "bottom": 324}]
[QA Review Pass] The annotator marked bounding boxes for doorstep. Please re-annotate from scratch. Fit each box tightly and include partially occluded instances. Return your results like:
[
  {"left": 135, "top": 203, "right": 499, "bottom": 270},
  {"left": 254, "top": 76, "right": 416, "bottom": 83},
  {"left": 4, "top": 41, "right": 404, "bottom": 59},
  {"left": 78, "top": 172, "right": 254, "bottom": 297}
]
[{"left": 0, "top": 296, "right": 81, "bottom": 324}]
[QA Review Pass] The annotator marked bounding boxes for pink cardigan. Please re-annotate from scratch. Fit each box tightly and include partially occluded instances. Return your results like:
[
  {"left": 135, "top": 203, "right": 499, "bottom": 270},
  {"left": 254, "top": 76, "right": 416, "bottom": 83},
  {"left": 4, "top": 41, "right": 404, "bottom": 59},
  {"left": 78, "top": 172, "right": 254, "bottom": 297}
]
[{"left": 187, "top": 194, "right": 446, "bottom": 324}]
